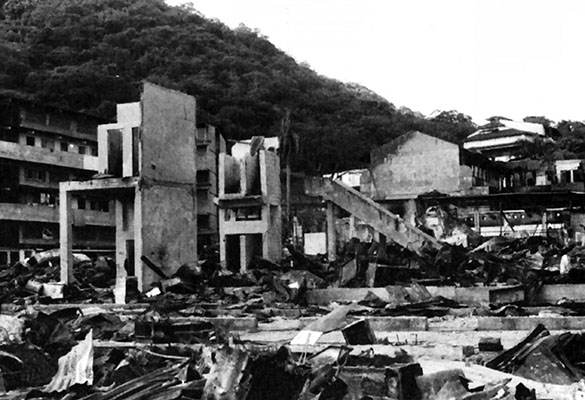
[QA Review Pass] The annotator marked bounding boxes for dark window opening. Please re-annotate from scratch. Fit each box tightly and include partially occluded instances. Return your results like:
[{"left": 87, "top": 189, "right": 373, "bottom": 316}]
[
  {"left": 41, "top": 138, "right": 54, "bottom": 151},
  {"left": 197, "top": 170, "right": 211, "bottom": 186},
  {"left": 197, "top": 214, "right": 211, "bottom": 229},
  {"left": 26, "top": 136, "right": 35, "bottom": 146},
  {"left": 61, "top": 142, "right": 69, "bottom": 152},
  {"left": 235, "top": 206, "right": 262, "bottom": 221}
]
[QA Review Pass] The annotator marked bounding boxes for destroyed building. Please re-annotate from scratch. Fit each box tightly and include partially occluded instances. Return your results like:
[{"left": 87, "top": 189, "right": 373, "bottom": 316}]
[
  {"left": 463, "top": 116, "right": 557, "bottom": 162},
  {"left": 60, "top": 83, "right": 200, "bottom": 291},
  {"left": 196, "top": 125, "right": 226, "bottom": 253},
  {"left": 217, "top": 138, "right": 282, "bottom": 271},
  {"left": 0, "top": 93, "right": 115, "bottom": 266},
  {"left": 303, "top": 131, "right": 585, "bottom": 253}
]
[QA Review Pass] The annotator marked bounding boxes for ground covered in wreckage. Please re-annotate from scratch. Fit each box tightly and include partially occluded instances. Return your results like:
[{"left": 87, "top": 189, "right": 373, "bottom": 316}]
[{"left": 2, "top": 237, "right": 585, "bottom": 398}]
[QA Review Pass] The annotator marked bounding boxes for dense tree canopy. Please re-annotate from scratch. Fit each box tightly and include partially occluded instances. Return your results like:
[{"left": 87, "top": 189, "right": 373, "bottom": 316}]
[{"left": 0, "top": 0, "right": 479, "bottom": 172}]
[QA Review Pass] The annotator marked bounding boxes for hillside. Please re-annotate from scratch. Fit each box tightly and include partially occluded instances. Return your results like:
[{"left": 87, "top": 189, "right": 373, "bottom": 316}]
[{"left": 0, "top": 0, "right": 476, "bottom": 173}]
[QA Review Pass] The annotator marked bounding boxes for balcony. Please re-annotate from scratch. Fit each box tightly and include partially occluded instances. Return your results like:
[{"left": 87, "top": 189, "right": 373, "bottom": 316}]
[
  {"left": 0, "top": 203, "right": 114, "bottom": 226},
  {"left": 0, "top": 140, "right": 98, "bottom": 171},
  {"left": 20, "top": 119, "right": 97, "bottom": 142}
]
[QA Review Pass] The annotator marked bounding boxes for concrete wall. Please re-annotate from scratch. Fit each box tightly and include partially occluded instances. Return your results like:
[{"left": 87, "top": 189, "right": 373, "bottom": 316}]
[
  {"left": 367, "top": 132, "right": 462, "bottom": 200},
  {"left": 263, "top": 150, "right": 281, "bottom": 205},
  {"left": 138, "top": 82, "right": 198, "bottom": 289},
  {"left": 0, "top": 203, "right": 113, "bottom": 226},
  {"left": 243, "top": 153, "right": 260, "bottom": 195},
  {"left": 0, "top": 140, "right": 98, "bottom": 171},
  {"left": 217, "top": 148, "right": 282, "bottom": 270},
  {"left": 220, "top": 154, "right": 241, "bottom": 195}
]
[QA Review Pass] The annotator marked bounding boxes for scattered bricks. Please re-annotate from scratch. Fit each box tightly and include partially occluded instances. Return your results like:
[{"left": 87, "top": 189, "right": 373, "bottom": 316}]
[
  {"left": 478, "top": 337, "right": 503, "bottom": 352},
  {"left": 462, "top": 345, "right": 475, "bottom": 357}
]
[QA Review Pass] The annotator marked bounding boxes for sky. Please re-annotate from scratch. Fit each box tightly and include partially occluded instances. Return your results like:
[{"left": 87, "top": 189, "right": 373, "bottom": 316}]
[{"left": 164, "top": 0, "right": 585, "bottom": 124}]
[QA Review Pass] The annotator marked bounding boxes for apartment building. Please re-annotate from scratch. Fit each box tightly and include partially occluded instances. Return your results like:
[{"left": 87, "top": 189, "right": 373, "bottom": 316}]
[
  {"left": 196, "top": 125, "right": 225, "bottom": 253},
  {"left": 0, "top": 93, "right": 115, "bottom": 265}
]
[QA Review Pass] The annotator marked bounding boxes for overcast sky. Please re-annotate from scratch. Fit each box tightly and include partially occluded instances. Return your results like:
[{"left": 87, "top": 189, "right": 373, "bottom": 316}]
[{"left": 165, "top": 0, "right": 584, "bottom": 124}]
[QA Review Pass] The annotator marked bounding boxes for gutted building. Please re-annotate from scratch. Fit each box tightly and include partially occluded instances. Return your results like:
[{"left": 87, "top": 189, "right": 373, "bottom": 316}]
[
  {"left": 196, "top": 125, "right": 226, "bottom": 253},
  {"left": 463, "top": 117, "right": 555, "bottom": 162},
  {"left": 0, "top": 93, "right": 114, "bottom": 265},
  {"left": 362, "top": 131, "right": 504, "bottom": 201},
  {"left": 60, "top": 83, "right": 199, "bottom": 291},
  {"left": 314, "top": 130, "right": 585, "bottom": 248},
  {"left": 217, "top": 142, "right": 282, "bottom": 272}
]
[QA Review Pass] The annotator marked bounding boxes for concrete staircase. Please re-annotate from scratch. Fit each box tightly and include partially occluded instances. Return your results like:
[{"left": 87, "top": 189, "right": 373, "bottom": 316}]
[{"left": 305, "top": 177, "right": 442, "bottom": 255}]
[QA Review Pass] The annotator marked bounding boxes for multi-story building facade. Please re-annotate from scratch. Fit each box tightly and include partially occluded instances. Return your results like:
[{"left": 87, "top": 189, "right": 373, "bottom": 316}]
[
  {"left": 196, "top": 125, "right": 225, "bottom": 253},
  {"left": 0, "top": 93, "right": 115, "bottom": 265}
]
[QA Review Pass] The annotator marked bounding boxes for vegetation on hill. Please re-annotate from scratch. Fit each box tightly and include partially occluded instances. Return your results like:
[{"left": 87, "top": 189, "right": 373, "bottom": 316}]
[{"left": 1, "top": 0, "right": 582, "bottom": 172}]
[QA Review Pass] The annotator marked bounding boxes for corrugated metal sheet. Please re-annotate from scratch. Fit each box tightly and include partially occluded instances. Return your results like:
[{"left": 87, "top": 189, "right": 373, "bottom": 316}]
[{"left": 44, "top": 330, "right": 93, "bottom": 393}]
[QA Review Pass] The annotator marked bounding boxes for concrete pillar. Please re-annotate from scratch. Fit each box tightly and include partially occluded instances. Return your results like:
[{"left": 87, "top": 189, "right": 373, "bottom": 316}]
[
  {"left": 240, "top": 235, "right": 250, "bottom": 273},
  {"left": 349, "top": 215, "right": 356, "bottom": 238},
  {"left": 59, "top": 186, "right": 73, "bottom": 283},
  {"left": 542, "top": 211, "right": 548, "bottom": 236},
  {"left": 326, "top": 202, "right": 336, "bottom": 261},
  {"left": 474, "top": 210, "right": 480, "bottom": 234},
  {"left": 134, "top": 188, "right": 143, "bottom": 290},
  {"left": 115, "top": 199, "right": 126, "bottom": 278},
  {"left": 403, "top": 199, "right": 417, "bottom": 226},
  {"left": 218, "top": 209, "right": 227, "bottom": 270}
]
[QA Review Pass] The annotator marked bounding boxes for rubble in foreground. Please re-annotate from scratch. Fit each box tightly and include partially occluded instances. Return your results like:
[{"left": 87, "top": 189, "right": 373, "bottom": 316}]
[{"left": 1, "top": 234, "right": 585, "bottom": 398}]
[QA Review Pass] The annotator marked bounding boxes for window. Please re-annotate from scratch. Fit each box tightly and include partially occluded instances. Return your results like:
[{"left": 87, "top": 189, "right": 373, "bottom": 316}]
[
  {"left": 197, "top": 170, "right": 211, "bottom": 186},
  {"left": 41, "top": 138, "right": 54, "bottom": 151},
  {"left": 90, "top": 146, "right": 98, "bottom": 156},
  {"left": 77, "top": 197, "right": 86, "bottom": 210},
  {"left": 40, "top": 192, "right": 56, "bottom": 206},
  {"left": 49, "top": 171, "right": 69, "bottom": 183},
  {"left": 78, "top": 145, "right": 86, "bottom": 155},
  {"left": 26, "top": 136, "right": 35, "bottom": 146},
  {"left": 235, "top": 206, "right": 262, "bottom": 221},
  {"left": 98, "top": 201, "right": 109, "bottom": 212},
  {"left": 197, "top": 214, "right": 211, "bottom": 229},
  {"left": 60, "top": 142, "right": 69, "bottom": 152},
  {"left": 25, "top": 168, "right": 44, "bottom": 181}
]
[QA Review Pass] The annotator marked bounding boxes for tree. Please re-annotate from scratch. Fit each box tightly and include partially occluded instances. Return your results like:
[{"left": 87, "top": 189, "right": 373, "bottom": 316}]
[{"left": 278, "top": 109, "right": 298, "bottom": 230}]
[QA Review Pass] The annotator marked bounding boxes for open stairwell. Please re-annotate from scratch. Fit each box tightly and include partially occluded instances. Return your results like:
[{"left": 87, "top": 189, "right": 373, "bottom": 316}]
[{"left": 305, "top": 177, "right": 443, "bottom": 255}]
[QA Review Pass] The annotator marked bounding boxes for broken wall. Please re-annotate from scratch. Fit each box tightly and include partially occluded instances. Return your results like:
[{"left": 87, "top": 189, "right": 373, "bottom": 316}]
[
  {"left": 243, "top": 153, "right": 260, "bottom": 195},
  {"left": 138, "top": 83, "right": 198, "bottom": 289},
  {"left": 367, "top": 132, "right": 462, "bottom": 200},
  {"left": 221, "top": 154, "right": 241, "bottom": 195}
]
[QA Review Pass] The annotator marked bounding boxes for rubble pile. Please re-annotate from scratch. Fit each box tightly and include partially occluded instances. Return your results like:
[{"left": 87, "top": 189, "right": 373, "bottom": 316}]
[{"left": 3, "top": 235, "right": 585, "bottom": 398}]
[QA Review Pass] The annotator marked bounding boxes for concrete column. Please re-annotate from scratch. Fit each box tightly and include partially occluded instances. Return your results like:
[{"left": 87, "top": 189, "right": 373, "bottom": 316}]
[
  {"left": 239, "top": 235, "right": 248, "bottom": 273},
  {"left": 349, "top": 215, "right": 356, "bottom": 239},
  {"left": 326, "top": 202, "right": 336, "bottom": 261},
  {"left": 403, "top": 199, "right": 417, "bottom": 226},
  {"left": 218, "top": 209, "right": 227, "bottom": 270},
  {"left": 59, "top": 186, "right": 73, "bottom": 283},
  {"left": 134, "top": 188, "right": 143, "bottom": 291},
  {"left": 542, "top": 211, "right": 548, "bottom": 236},
  {"left": 115, "top": 199, "right": 126, "bottom": 279},
  {"left": 474, "top": 210, "right": 480, "bottom": 234}
]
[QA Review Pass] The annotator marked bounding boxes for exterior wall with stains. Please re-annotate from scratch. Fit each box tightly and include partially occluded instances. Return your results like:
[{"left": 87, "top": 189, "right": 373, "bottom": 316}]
[{"left": 366, "top": 131, "right": 462, "bottom": 200}]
